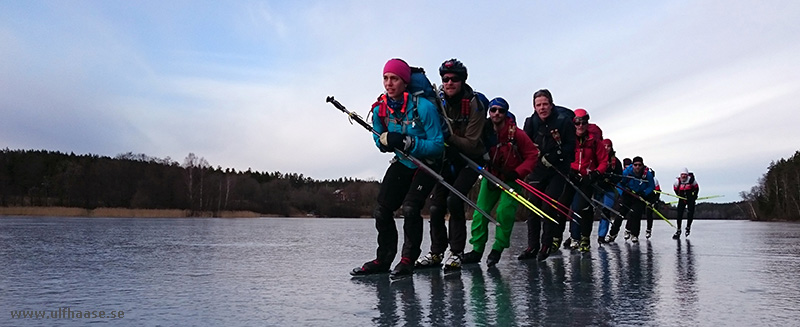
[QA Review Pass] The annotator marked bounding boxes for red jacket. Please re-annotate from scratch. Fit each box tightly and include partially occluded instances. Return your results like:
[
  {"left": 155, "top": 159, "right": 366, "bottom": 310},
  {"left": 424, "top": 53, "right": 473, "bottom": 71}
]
[
  {"left": 487, "top": 117, "right": 539, "bottom": 180},
  {"left": 571, "top": 131, "right": 608, "bottom": 176}
]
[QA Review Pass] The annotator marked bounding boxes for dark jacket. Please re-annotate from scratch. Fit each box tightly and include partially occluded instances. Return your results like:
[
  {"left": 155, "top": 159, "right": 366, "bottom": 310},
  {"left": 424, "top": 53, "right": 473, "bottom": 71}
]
[{"left": 523, "top": 109, "right": 576, "bottom": 170}]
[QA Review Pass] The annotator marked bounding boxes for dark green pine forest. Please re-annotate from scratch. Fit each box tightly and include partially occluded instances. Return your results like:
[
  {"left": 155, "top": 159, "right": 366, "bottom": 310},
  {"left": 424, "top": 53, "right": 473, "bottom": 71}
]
[{"left": 1, "top": 148, "right": 797, "bottom": 221}]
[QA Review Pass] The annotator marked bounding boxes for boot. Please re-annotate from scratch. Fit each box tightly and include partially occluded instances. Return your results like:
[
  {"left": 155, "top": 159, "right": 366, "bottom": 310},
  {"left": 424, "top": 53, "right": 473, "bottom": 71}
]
[
  {"left": 351, "top": 259, "right": 390, "bottom": 276},
  {"left": 672, "top": 228, "right": 681, "bottom": 239},
  {"left": 415, "top": 252, "right": 443, "bottom": 268},
  {"left": 517, "top": 247, "right": 538, "bottom": 260},
  {"left": 461, "top": 251, "right": 483, "bottom": 265},
  {"left": 389, "top": 257, "right": 414, "bottom": 279},
  {"left": 579, "top": 236, "right": 590, "bottom": 252},
  {"left": 443, "top": 251, "right": 462, "bottom": 271},
  {"left": 487, "top": 249, "right": 502, "bottom": 267},
  {"left": 645, "top": 229, "right": 652, "bottom": 239}
]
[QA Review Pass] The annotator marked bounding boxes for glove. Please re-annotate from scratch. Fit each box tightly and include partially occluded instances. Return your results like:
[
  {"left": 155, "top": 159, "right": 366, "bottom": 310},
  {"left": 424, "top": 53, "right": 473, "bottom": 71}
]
[
  {"left": 540, "top": 153, "right": 553, "bottom": 167},
  {"left": 380, "top": 132, "right": 413, "bottom": 152},
  {"left": 588, "top": 170, "right": 601, "bottom": 184},
  {"left": 378, "top": 143, "right": 392, "bottom": 153},
  {"left": 568, "top": 170, "right": 582, "bottom": 184},
  {"left": 503, "top": 169, "right": 519, "bottom": 181}
]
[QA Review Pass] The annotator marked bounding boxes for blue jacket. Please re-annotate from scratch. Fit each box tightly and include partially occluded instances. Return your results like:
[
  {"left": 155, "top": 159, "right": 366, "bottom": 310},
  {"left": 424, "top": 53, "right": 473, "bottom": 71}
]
[
  {"left": 618, "top": 165, "right": 655, "bottom": 196},
  {"left": 372, "top": 94, "right": 444, "bottom": 169}
]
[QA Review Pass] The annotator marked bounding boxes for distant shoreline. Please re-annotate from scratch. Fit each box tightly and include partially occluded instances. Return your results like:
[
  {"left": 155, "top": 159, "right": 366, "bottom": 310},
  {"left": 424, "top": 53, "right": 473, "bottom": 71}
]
[{"left": 0, "top": 206, "right": 272, "bottom": 218}]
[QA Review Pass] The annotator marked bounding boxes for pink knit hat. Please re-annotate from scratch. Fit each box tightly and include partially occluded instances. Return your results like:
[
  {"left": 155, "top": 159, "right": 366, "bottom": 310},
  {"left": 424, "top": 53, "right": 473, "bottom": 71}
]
[{"left": 383, "top": 58, "right": 411, "bottom": 83}]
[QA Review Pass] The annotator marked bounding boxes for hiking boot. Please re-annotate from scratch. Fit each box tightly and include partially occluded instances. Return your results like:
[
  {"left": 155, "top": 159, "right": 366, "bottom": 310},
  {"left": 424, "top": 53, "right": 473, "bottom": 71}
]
[
  {"left": 579, "top": 236, "right": 590, "bottom": 252},
  {"left": 672, "top": 229, "right": 681, "bottom": 239},
  {"left": 443, "top": 251, "right": 462, "bottom": 271},
  {"left": 597, "top": 236, "right": 606, "bottom": 245},
  {"left": 415, "top": 252, "right": 443, "bottom": 268},
  {"left": 570, "top": 238, "right": 580, "bottom": 250},
  {"left": 537, "top": 246, "right": 550, "bottom": 261},
  {"left": 624, "top": 230, "right": 631, "bottom": 241},
  {"left": 606, "top": 233, "right": 617, "bottom": 242},
  {"left": 390, "top": 258, "right": 414, "bottom": 279},
  {"left": 487, "top": 249, "right": 502, "bottom": 267},
  {"left": 631, "top": 235, "right": 639, "bottom": 243},
  {"left": 645, "top": 229, "right": 652, "bottom": 239},
  {"left": 550, "top": 238, "right": 562, "bottom": 254},
  {"left": 351, "top": 259, "right": 390, "bottom": 276},
  {"left": 517, "top": 247, "right": 538, "bottom": 260},
  {"left": 562, "top": 238, "right": 572, "bottom": 249},
  {"left": 462, "top": 251, "right": 483, "bottom": 265},
  {"left": 685, "top": 227, "right": 691, "bottom": 237}
]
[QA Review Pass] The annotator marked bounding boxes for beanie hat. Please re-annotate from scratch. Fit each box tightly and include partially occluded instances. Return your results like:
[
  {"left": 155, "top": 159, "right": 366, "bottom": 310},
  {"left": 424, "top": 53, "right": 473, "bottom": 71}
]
[
  {"left": 632, "top": 156, "right": 643, "bottom": 164},
  {"left": 623, "top": 158, "right": 632, "bottom": 166},
  {"left": 574, "top": 108, "right": 589, "bottom": 119},
  {"left": 681, "top": 167, "right": 689, "bottom": 175},
  {"left": 383, "top": 58, "right": 411, "bottom": 83},
  {"left": 489, "top": 97, "right": 509, "bottom": 112},
  {"left": 602, "top": 139, "right": 613, "bottom": 148}
]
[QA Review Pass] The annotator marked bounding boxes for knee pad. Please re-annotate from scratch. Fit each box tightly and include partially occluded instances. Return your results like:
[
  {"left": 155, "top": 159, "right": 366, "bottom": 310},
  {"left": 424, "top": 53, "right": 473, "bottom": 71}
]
[
  {"left": 429, "top": 205, "right": 446, "bottom": 220},
  {"left": 373, "top": 206, "right": 394, "bottom": 221},
  {"left": 402, "top": 204, "right": 420, "bottom": 220}
]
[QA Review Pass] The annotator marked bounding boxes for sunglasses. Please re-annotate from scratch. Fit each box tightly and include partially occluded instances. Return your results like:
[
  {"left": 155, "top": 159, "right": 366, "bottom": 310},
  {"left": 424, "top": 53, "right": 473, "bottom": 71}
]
[
  {"left": 442, "top": 76, "right": 462, "bottom": 83},
  {"left": 489, "top": 106, "right": 507, "bottom": 114},
  {"left": 574, "top": 121, "right": 588, "bottom": 126},
  {"left": 633, "top": 163, "right": 643, "bottom": 167}
]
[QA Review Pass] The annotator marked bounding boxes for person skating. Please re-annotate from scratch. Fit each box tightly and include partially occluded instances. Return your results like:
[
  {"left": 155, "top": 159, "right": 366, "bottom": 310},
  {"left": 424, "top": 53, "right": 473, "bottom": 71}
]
[
  {"left": 597, "top": 139, "right": 622, "bottom": 244},
  {"left": 462, "top": 98, "right": 538, "bottom": 267},
  {"left": 563, "top": 109, "right": 608, "bottom": 252},
  {"left": 673, "top": 168, "right": 699, "bottom": 239},
  {"left": 518, "top": 89, "right": 576, "bottom": 261},
  {"left": 607, "top": 156, "right": 655, "bottom": 243},
  {"left": 417, "top": 59, "right": 487, "bottom": 272},
  {"left": 644, "top": 170, "right": 662, "bottom": 239},
  {"left": 351, "top": 58, "right": 444, "bottom": 278}
]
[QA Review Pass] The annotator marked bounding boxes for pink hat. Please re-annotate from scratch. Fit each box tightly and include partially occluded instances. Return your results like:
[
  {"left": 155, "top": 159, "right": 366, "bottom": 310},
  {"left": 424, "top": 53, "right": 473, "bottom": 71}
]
[{"left": 383, "top": 58, "right": 411, "bottom": 83}]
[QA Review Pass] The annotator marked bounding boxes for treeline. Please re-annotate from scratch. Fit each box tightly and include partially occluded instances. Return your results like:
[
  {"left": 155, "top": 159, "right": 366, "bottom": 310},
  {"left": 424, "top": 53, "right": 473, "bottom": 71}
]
[
  {"left": 0, "top": 149, "right": 379, "bottom": 217},
  {"left": 740, "top": 150, "right": 800, "bottom": 221}
]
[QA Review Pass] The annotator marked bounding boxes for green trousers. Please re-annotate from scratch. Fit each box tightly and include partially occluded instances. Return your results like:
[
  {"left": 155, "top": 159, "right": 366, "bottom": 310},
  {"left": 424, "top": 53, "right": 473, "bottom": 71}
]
[{"left": 469, "top": 178, "right": 519, "bottom": 253}]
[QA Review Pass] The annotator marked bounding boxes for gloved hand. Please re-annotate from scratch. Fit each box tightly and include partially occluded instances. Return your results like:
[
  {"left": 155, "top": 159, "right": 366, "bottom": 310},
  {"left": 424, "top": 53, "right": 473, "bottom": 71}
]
[
  {"left": 378, "top": 143, "right": 392, "bottom": 153},
  {"left": 380, "top": 132, "right": 413, "bottom": 152},
  {"left": 540, "top": 153, "right": 553, "bottom": 167},
  {"left": 568, "top": 170, "right": 582, "bottom": 184},
  {"left": 503, "top": 169, "right": 519, "bottom": 181},
  {"left": 588, "top": 170, "right": 601, "bottom": 184}
]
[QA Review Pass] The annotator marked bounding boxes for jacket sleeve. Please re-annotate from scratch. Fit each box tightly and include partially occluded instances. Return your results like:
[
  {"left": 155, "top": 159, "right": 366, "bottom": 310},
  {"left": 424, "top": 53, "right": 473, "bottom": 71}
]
[
  {"left": 673, "top": 179, "right": 680, "bottom": 194},
  {"left": 409, "top": 98, "right": 444, "bottom": 159},
  {"left": 643, "top": 171, "right": 656, "bottom": 196},
  {"left": 513, "top": 128, "right": 539, "bottom": 179},
  {"left": 447, "top": 98, "right": 486, "bottom": 157},
  {"left": 371, "top": 104, "right": 385, "bottom": 150},
  {"left": 560, "top": 119, "right": 577, "bottom": 164},
  {"left": 593, "top": 138, "right": 609, "bottom": 174}
]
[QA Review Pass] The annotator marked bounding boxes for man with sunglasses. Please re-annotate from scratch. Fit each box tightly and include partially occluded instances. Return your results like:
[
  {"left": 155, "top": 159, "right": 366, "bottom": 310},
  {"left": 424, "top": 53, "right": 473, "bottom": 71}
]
[
  {"left": 608, "top": 156, "right": 655, "bottom": 243},
  {"left": 462, "top": 97, "right": 538, "bottom": 267},
  {"left": 564, "top": 109, "right": 608, "bottom": 252},
  {"left": 417, "top": 58, "right": 488, "bottom": 272},
  {"left": 518, "top": 89, "right": 576, "bottom": 261}
]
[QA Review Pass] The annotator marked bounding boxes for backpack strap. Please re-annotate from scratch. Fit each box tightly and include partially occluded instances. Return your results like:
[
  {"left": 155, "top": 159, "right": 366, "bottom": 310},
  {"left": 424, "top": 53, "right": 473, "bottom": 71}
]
[{"left": 374, "top": 92, "right": 409, "bottom": 130}]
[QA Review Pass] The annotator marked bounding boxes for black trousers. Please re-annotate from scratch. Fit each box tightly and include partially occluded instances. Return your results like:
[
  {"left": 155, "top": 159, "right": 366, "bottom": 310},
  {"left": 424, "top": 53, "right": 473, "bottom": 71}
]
[
  {"left": 428, "top": 159, "right": 479, "bottom": 254},
  {"left": 525, "top": 165, "right": 570, "bottom": 251},
  {"left": 610, "top": 193, "right": 646, "bottom": 237},
  {"left": 373, "top": 161, "right": 438, "bottom": 265},
  {"left": 676, "top": 199, "right": 696, "bottom": 229}
]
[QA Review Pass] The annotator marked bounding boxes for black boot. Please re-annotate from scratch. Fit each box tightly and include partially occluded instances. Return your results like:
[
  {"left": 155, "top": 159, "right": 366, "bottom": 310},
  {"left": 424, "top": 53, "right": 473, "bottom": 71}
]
[
  {"left": 517, "top": 247, "right": 538, "bottom": 260},
  {"left": 487, "top": 249, "right": 502, "bottom": 267},
  {"left": 462, "top": 251, "right": 483, "bottom": 265},
  {"left": 351, "top": 259, "right": 390, "bottom": 276}
]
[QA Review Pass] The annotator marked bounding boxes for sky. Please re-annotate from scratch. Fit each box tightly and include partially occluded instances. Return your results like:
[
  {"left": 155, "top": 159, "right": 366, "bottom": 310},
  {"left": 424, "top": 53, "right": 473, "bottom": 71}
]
[{"left": 2, "top": 1, "right": 799, "bottom": 203}]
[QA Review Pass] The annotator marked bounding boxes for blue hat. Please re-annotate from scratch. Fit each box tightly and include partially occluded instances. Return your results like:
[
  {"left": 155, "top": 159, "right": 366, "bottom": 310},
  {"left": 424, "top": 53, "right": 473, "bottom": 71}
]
[{"left": 489, "top": 97, "right": 509, "bottom": 111}]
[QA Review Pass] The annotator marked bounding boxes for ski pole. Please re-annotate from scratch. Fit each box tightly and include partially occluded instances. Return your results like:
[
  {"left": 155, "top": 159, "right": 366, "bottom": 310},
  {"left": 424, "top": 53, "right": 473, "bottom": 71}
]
[
  {"left": 514, "top": 179, "right": 574, "bottom": 220},
  {"left": 456, "top": 152, "right": 557, "bottom": 224},
  {"left": 654, "top": 189, "right": 686, "bottom": 200},
  {"left": 326, "top": 96, "right": 500, "bottom": 226}
]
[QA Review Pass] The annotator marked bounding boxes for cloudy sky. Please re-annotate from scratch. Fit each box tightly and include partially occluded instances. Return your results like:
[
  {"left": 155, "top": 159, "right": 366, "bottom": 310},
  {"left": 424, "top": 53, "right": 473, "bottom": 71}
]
[{"left": 2, "top": 1, "right": 798, "bottom": 203}]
